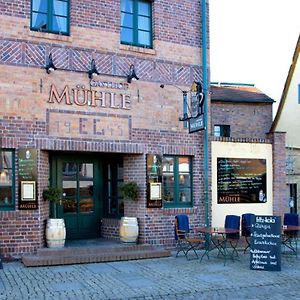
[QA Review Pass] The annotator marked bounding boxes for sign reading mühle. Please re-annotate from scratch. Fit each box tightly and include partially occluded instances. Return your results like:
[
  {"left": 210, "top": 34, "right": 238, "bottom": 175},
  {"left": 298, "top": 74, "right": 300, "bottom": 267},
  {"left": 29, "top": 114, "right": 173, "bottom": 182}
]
[
  {"left": 18, "top": 149, "right": 38, "bottom": 210},
  {"left": 250, "top": 215, "right": 281, "bottom": 271}
]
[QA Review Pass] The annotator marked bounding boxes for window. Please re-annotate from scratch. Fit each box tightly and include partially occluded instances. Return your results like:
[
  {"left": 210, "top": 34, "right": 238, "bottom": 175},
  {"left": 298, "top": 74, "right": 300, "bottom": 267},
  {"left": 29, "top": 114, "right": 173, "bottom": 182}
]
[
  {"left": 214, "top": 125, "right": 230, "bottom": 137},
  {"left": 31, "top": 0, "right": 70, "bottom": 35},
  {"left": 104, "top": 159, "right": 124, "bottom": 218},
  {"left": 162, "top": 156, "right": 192, "bottom": 207},
  {"left": 0, "top": 150, "right": 15, "bottom": 210},
  {"left": 121, "top": 0, "right": 152, "bottom": 48},
  {"left": 298, "top": 84, "right": 300, "bottom": 104}
]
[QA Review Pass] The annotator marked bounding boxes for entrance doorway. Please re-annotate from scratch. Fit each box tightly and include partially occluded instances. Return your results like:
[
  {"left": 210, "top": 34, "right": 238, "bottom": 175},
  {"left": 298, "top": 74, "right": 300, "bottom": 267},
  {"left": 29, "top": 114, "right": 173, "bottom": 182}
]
[{"left": 51, "top": 155, "right": 102, "bottom": 239}]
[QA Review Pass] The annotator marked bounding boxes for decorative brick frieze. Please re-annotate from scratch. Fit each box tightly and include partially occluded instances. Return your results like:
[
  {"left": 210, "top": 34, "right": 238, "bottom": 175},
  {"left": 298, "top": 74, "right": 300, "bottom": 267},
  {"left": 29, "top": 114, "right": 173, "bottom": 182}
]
[{"left": 0, "top": 38, "right": 202, "bottom": 86}]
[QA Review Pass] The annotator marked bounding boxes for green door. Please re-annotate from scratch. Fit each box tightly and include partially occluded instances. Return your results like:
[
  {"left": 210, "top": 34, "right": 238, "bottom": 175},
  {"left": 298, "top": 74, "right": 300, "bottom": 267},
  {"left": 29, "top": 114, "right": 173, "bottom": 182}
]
[{"left": 54, "top": 156, "right": 102, "bottom": 239}]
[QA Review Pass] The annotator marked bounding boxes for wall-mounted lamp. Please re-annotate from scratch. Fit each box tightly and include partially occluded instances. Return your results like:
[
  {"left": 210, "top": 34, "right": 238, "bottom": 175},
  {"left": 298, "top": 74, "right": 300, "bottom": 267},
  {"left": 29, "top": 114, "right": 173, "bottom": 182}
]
[
  {"left": 127, "top": 64, "right": 139, "bottom": 83},
  {"left": 45, "top": 53, "right": 57, "bottom": 74},
  {"left": 88, "top": 59, "right": 100, "bottom": 79}
]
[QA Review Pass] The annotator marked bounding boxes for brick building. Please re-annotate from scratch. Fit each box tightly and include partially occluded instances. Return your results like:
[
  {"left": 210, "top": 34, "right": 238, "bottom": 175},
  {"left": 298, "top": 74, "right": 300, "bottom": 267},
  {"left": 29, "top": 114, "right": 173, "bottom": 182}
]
[{"left": 0, "top": 0, "right": 208, "bottom": 259}]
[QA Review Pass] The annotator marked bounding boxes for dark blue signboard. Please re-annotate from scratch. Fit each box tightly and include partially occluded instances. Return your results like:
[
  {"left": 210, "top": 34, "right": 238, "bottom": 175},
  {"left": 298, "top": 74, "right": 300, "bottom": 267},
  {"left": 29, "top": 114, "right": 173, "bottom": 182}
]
[
  {"left": 250, "top": 215, "right": 281, "bottom": 271},
  {"left": 188, "top": 114, "right": 204, "bottom": 133}
]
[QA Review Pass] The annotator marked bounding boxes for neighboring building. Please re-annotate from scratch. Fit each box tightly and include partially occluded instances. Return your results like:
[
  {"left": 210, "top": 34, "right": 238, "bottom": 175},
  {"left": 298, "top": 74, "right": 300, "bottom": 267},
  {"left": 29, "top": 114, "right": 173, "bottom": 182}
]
[
  {"left": 0, "top": 0, "right": 208, "bottom": 259},
  {"left": 211, "top": 82, "right": 274, "bottom": 139},
  {"left": 271, "top": 35, "right": 300, "bottom": 214},
  {"left": 210, "top": 82, "right": 286, "bottom": 227}
]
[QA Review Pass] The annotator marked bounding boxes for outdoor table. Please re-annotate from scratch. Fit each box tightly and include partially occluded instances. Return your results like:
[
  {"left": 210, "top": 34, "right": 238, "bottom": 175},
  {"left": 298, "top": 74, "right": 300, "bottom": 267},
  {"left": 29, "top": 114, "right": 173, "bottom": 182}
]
[
  {"left": 196, "top": 227, "right": 240, "bottom": 265},
  {"left": 282, "top": 225, "right": 300, "bottom": 257}
]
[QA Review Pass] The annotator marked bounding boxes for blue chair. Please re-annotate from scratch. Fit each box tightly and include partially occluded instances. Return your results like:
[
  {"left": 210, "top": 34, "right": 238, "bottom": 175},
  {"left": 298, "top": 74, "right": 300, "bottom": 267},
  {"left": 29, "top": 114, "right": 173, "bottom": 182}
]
[
  {"left": 175, "top": 214, "right": 205, "bottom": 260},
  {"left": 242, "top": 213, "right": 255, "bottom": 253},
  {"left": 282, "top": 213, "right": 299, "bottom": 256},
  {"left": 224, "top": 215, "right": 241, "bottom": 257},
  {"left": 284, "top": 213, "right": 299, "bottom": 227}
]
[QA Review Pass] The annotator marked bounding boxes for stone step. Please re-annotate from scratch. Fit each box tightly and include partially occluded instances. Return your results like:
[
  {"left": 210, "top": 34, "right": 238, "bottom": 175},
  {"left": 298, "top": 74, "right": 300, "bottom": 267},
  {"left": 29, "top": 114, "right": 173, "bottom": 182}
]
[{"left": 22, "top": 245, "right": 171, "bottom": 267}]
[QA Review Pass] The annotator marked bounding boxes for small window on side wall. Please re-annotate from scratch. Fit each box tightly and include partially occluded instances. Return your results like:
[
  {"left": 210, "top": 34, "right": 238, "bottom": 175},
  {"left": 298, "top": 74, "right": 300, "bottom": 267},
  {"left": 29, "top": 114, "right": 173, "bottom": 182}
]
[
  {"left": 0, "top": 150, "right": 15, "bottom": 211},
  {"left": 121, "top": 0, "right": 153, "bottom": 48},
  {"left": 31, "top": 0, "right": 70, "bottom": 35},
  {"left": 298, "top": 84, "right": 300, "bottom": 104},
  {"left": 214, "top": 125, "right": 230, "bottom": 137}
]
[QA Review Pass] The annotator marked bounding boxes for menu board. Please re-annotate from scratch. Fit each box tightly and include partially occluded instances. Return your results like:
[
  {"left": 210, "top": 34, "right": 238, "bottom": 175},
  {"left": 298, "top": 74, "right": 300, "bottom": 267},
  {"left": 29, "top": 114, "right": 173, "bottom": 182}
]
[
  {"left": 18, "top": 149, "right": 38, "bottom": 210},
  {"left": 217, "top": 158, "right": 266, "bottom": 204},
  {"left": 250, "top": 215, "right": 281, "bottom": 271}
]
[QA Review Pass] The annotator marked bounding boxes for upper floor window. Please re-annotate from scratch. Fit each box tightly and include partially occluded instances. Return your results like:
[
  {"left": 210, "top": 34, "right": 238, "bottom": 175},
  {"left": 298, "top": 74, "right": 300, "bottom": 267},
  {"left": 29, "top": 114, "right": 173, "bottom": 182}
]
[
  {"left": 0, "top": 150, "right": 15, "bottom": 211},
  {"left": 31, "top": 0, "right": 70, "bottom": 35},
  {"left": 214, "top": 125, "right": 230, "bottom": 137},
  {"left": 162, "top": 156, "right": 192, "bottom": 208},
  {"left": 121, "top": 0, "right": 152, "bottom": 48}
]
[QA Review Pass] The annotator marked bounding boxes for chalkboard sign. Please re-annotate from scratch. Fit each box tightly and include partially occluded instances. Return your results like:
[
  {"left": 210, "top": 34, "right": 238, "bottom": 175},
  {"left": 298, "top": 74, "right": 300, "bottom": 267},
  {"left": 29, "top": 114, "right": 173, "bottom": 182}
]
[
  {"left": 250, "top": 215, "right": 281, "bottom": 271},
  {"left": 217, "top": 158, "right": 266, "bottom": 204}
]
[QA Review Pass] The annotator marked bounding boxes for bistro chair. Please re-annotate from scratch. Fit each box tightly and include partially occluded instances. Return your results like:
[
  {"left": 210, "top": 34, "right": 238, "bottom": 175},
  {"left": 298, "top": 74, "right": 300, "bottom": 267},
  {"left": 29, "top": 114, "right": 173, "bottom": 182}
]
[
  {"left": 241, "top": 213, "right": 255, "bottom": 253},
  {"left": 282, "top": 213, "right": 299, "bottom": 256},
  {"left": 224, "top": 215, "right": 241, "bottom": 258},
  {"left": 174, "top": 214, "right": 205, "bottom": 260}
]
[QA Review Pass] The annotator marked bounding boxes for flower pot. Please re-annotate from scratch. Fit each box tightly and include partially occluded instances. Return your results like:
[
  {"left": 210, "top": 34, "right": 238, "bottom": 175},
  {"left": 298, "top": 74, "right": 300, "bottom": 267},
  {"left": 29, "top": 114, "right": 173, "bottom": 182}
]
[
  {"left": 119, "top": 217, "right": 139, "bottom": 243},
  {"left": 46, "top": 218, "right": 66, "bottom": 248}
]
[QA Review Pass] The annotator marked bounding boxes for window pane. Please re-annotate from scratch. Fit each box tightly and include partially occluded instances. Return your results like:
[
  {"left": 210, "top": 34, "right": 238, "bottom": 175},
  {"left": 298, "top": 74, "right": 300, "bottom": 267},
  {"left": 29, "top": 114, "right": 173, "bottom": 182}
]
[
  {"left": 163, "top": 189, "right": 174, "bottom": 203},
  {"left": 121, "top": 0, "right": 133, "bottom": 13},
  {"left": 79, "top": 181, "right": 93, "bottom": 196},
  {"left": 53, "top": 0, "right": 68, "bottom": 16},
  {"left": 138, "top": 31, "right": 151, "bottom": 46},
  {"left": 79, "top": 163, "right": 93, "bottom": 179},
  {"left": 138, "top": 1, "right": 150, "bottom": 16},
  {"left": 80, "top": 198, "right": 94, "bottom": 213},
  {"left": 121, "top": 12, "right": 133, "bottom": 28},
  {"left": 1, "top": 151, "right": 12, "bottom": 169},
  {"left": 31, "top": 12, "right": 47, "bottom": 28},
  {"left": 117, "top": 164, "right": 123, "bottom": 180},
  {"left": 63, "top": 198, "right": 76, "bottom": 214},
  {"left": 121, "top": 27, "right": 133, "bottom": 43},
  {"left": 52, "top": 16, "right": 67, "bottom": 32},
  {"left": 138, "top": 16, "right": 150, "bottom": 30},
  {"left": 214, "top": 125, "right": 221, "bottom": 137},
  {"left": 32, "top": 0, "right": 48, "bottom": 13},
  {"left": 63, "top": 180, "right": 76, "bottom": 197},
  {"left": 0, "top": 187, "right": 13, "bottom": 205},
  {"left": 163, "top": 157, "right": 174, "bottom": 172},
  {"left": 179, "top": 189, "right": 191, "bottom": 203},
  {"left": 163, "top": 174, "right": 174, "bottom": 187},
  {"left": 179, "top": 174, "right": 190, "bottom": 186},
  {"left": 179, "top": 157, "right": 190, "bottom": 172}
]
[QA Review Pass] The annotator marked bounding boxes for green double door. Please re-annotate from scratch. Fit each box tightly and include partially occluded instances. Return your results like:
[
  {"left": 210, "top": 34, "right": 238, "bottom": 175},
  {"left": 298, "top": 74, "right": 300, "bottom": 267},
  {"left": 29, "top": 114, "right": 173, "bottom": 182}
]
[{"left": 51, "top": 155, "right": 102, "bottom": 240}]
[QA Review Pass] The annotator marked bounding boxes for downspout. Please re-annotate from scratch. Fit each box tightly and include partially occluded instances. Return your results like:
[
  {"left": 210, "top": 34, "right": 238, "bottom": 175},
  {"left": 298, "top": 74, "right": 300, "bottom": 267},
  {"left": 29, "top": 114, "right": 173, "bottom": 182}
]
[{"left": 201, "top": 0, "right": 209, "bottom": 227}]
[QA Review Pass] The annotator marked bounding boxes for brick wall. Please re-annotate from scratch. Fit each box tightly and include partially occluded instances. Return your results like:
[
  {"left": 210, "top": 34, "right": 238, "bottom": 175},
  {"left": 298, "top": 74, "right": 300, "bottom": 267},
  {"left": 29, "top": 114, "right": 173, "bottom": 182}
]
[{"left": 211, "top": 102, "right": 273, "bottom": 139}]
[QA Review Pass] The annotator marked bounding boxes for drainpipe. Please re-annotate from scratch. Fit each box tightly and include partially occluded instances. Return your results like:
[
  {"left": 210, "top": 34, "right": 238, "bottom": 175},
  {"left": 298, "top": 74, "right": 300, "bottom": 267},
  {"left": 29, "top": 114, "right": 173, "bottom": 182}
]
[{"left": 201, "top": 0, "right": 209, "bottom": 227}]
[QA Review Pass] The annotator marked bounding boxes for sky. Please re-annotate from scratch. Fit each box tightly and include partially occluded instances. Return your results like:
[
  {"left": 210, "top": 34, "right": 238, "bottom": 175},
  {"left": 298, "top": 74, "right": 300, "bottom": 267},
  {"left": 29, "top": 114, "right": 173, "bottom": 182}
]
[{"left": 209, "top": 0, "right": 300, "bottom": 112}]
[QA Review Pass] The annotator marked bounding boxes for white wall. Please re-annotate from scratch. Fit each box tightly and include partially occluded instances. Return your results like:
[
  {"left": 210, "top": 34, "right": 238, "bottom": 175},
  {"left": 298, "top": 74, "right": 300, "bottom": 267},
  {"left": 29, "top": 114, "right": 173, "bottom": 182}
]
[{"left": 211, "top": 141, "right": 273, "bottom": 227}]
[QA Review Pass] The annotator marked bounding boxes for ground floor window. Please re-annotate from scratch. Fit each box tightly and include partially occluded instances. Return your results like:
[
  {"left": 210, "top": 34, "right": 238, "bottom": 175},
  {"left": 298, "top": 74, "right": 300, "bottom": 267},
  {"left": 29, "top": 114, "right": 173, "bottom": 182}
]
[
  {"left": 162, "top": 156, "right": 192, "bottom": 207},
  {"left": 0, "top": 150, "right": 15, "bottom": 210}
]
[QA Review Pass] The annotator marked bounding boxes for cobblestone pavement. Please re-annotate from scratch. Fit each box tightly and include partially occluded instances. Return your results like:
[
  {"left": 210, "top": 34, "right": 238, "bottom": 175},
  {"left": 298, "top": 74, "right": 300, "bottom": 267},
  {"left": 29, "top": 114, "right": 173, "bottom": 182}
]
[{"left": 0, "top": 250, "right": 299, "bottom": 300}]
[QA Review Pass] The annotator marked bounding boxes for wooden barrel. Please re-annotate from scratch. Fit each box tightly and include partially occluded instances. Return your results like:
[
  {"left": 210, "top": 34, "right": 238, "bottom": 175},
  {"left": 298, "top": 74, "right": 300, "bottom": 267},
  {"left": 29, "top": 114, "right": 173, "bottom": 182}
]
[
  {"left": 119, "top": 217, "right": 139, "bottom": 243},
  {"left": 46, "top": 218, "right": 66, "bottom": 248}
]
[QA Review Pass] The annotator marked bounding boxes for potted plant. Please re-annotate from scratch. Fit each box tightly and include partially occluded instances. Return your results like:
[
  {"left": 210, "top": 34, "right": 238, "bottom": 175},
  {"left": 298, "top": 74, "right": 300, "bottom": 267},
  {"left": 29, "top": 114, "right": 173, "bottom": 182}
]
[
  {"left": 43, "top": 187, "right": 66, "bottom": 248},
  {"left": 120, "top": 181, "right": 139, "bottom": 201},
  {"left": 119, "top": 181, "right": 139, "bottom": 243}
]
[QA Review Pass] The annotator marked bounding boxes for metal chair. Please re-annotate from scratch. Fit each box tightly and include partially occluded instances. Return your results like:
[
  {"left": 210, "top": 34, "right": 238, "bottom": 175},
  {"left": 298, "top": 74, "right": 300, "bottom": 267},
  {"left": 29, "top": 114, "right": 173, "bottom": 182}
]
[
  {"left": 241, "top": 213, "right": 255, "bottom": 253},
  {"left": 175, "top": 214, "right": 205, "bottom": 260},
  {"left": 224, "top": 215, "right": 241, "bottom": 258}
]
